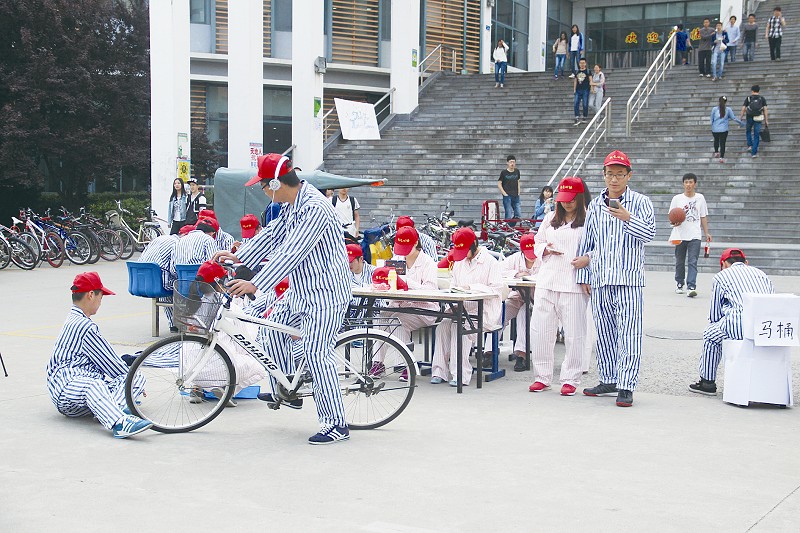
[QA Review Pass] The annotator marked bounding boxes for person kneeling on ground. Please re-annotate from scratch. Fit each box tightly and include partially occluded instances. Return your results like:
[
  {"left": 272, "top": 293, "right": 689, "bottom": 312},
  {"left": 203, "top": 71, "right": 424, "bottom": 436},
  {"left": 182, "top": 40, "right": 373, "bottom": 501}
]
[
  {"left": 46, "top": 272, "right": 152, "bottom": 439},
  {"left": 688, "top": 248, "right": 774, "bottom": 395}
]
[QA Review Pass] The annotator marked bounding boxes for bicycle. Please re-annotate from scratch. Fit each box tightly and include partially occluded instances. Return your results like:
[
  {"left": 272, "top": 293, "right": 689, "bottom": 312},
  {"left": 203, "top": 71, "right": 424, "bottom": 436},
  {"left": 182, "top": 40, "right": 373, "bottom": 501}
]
[
  {"left": 29, "top": 209, "right": 93, "bottom": 265},
  {"left": 0, "top": 225, "right": 38, "bottom": 270},
  {"left": 106, "top": 200, "right": 163, "bottom": 254},
  {"left": 125, "top": 270, "right": 416, "bottom": 434},
  {"left": 10, "top": 209, "right": 65, "bottom": 268}
]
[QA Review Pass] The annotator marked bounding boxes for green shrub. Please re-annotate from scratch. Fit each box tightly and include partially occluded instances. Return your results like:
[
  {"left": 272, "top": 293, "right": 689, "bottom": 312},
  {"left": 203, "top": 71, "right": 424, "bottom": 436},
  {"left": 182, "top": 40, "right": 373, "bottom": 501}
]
[{"left": 89, "top": 194, "right": 150, "bottom": 220}]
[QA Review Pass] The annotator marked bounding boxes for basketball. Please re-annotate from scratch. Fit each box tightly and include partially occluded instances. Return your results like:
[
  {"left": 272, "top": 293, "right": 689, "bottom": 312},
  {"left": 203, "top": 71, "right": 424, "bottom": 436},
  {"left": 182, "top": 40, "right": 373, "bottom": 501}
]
[{"left": 669, "top": 207, "right": 686, "bottom": 225}]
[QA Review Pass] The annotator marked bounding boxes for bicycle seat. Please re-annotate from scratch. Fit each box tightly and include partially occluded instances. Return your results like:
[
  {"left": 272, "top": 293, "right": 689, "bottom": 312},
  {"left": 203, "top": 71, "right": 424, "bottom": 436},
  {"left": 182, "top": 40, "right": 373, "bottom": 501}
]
[{"left": 457, "top": 220, "right": 474, "bottom": 228}]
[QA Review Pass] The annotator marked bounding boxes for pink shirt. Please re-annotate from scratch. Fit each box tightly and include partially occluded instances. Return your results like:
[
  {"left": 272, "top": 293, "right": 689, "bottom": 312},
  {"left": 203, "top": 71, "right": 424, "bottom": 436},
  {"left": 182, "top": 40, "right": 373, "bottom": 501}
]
[
  {"left": 391, "top": 252, "right": 439, "bottom": 310},
  {"left": 451, "top": 248, "right": 504, "bottom": 330},
  {"left": 533, "top": 212, "right": 585, "bottom": 293}
]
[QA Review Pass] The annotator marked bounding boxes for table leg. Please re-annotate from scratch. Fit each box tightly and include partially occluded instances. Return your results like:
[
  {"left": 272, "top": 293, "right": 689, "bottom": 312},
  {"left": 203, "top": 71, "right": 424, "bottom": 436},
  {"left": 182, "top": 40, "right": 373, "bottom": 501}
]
[
  {"left": 456, "top": 302, "right": 463, "bottom": 394},
  {"left": 477, "top": 299, "right": 484, "bottom": 389},
  {"left": 525, "top": 288, "right": 532, "bottom": 371}
]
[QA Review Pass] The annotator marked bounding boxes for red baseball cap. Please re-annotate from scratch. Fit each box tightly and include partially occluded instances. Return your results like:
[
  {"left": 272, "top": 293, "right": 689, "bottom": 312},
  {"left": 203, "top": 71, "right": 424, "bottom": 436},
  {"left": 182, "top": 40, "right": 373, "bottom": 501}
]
[
  {"left": 244, "top": 153, "right": 292, "bottom": 187},
  {"left": 438, "top": 249, "right": 456, "bottom": 269},
  {"left": 240, "top": 214, "right": 260, "bottom": 239},
  {"left": 603, "top": 149, "right": 632, "bottom": 169},
  {"left": 198, "top": 209, "right": 217, "bottom": 220},
  {"left": 178, "top": 224, "right": 195, "bottom": 235},
  {"left": 555, "top": 176, "right": 585, "bottom": 202},
  {"left": 275, "top": 277, "right": 289, "bottom": 298},
  {"left": 346, "top": 243, "right": 363, "bottom": 263},
  {"left": 71, "top": 272, "right": 114, "bottom": 295},
  {"left": 393, "top": 226, "right": 419, "bottom": 256},
  {"left": 451, "top": 227, "right": 477, "bottom": 261},
  {"left": 396, "top": 216, "right": 415, "bottom": 229},
  {"left": 719, "top": 248, "right": 746, "bottom": 269},
  {"left": 197, "top": 261, "right": 227, "bottom": 284},
  {"left": 197, "top": 217, "right": 219, "bottom": 234},
  {"left": 519, "top": 233, "right": 537, "bottom": 260},
  {"left": 372, "top": 267, "right": 409, "bottom": 290}
]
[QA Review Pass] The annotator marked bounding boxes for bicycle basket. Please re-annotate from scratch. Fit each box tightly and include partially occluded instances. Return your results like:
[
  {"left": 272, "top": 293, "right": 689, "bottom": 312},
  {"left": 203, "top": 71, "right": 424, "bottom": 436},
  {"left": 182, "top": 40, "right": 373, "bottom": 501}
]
[
  {"left": 172, "top": 281, "right": 224, "bottom": 333},
  {"left": 105, "top": 211, "right": 122, "bottom": 228}
]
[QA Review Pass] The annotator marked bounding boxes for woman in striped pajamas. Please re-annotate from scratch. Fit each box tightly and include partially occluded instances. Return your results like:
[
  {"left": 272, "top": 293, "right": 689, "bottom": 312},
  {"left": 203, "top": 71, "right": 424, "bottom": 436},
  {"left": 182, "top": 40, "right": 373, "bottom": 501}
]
[
  {"left": 528, "top": 177, "right": 590, "bottom": 396},
  {"left": 46, "top": 273, "right": 151, "bottom": 439},
  {"left": 217, "top": 154, "right": 353, "bottom": 445}
]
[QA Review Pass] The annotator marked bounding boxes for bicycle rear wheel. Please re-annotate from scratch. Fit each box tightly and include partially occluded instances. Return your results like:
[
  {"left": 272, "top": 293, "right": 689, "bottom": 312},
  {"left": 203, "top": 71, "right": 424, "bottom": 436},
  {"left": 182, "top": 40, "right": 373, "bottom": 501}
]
[
  {"left": 64, "top": 232, "right": 92, "bottom": 265},
  {"left": 8, "top": 237, "right": 37, "bottom": 270},
  {"left": 0, "top": 240, "right": 11, "bottom": 270},
  {"left": 141, "top": 226, "right": 160, "bottom": 248},
  {"left": 44, "top": 231, "right": 65, "bottom": 268},
  {"left": 16, "top": 231, "right": 42, "bottom": 267},
  {"left": 117, "top": 230, "right": 135, "bottom": 260},
  {"left": 97, "top": 229, "right": 122, "bottom": 261},
  {"left": 125, "top": 335, "right": 236, "bottom": 433},
  {"left": 334, "top": 329, "right": 416, "bottom": 430},
  {"left": 84, "top": 230, "right": 101, "bottom": 264}
]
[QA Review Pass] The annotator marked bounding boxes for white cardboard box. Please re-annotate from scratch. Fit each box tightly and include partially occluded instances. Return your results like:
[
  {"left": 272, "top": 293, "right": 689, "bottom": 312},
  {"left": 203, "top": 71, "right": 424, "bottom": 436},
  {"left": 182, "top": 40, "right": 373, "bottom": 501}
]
[{"left": 722, "top": 339, "right": 793, "bottom": 407}]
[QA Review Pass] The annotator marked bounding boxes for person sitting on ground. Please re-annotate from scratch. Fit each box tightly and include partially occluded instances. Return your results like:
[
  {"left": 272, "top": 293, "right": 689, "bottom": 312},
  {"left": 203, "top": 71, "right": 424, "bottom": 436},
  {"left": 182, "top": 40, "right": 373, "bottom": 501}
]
[
  {"left": 688, "top": 248, "right": 774, "bottom": 396},
  {"left": 431, "top": 227, "right": 503, "bottom": 387},
  {"left": 369, "top": 226, "right": 439, "bottom": 382},
  {"left": 501, "top": 232, "right": 540, "bottom": 372},
  {"left": 396, "top": 215, "right": 438, "bottom": 259},
  {"left": 46, "top": 272, "right": 152, "bottom": 439}
]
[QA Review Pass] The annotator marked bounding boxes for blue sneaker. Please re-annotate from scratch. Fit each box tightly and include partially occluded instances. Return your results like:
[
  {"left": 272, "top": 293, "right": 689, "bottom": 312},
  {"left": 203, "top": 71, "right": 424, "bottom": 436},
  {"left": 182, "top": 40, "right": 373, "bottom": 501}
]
[
  {"left": 308, "top": 425, "right": 350, "bottom": 445},
  {"left": 257, "top": 393, "right": 303, "bottom": 409},
  {"left": 112, "top": 415, "right": 153, "bottom": 439},
  {"left": 430, "top": 376, "right": 445, "bottom": 384}
]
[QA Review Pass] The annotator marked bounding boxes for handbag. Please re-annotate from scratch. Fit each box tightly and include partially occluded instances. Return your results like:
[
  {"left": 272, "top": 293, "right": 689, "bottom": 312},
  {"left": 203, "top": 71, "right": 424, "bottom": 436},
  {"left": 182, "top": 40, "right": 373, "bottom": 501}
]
[
  {"left": 719, "top": 42, "right": 728, "bottom": 51},
  {"left": 760, "top": 125, "right": 771, "bottom": 143}
]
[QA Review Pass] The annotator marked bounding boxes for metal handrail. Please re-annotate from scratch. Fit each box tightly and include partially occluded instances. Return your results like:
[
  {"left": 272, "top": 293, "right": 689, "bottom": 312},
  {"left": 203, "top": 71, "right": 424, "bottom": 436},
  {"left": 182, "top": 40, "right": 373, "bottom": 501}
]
[
  {"left": 626, "top": 32, "right": 677, "bottom": 136},
  {"left": 281, "top": 144, "right": 296, "bottom": 157},
  {"left": 322, "top": 87, "right": 396, "bottom": 141},
  {"left": 418, "top": 44, "right": 458, "bottom": 86},
  {"left": 548, "top": 98, "right": 612, "bottom": 186}
]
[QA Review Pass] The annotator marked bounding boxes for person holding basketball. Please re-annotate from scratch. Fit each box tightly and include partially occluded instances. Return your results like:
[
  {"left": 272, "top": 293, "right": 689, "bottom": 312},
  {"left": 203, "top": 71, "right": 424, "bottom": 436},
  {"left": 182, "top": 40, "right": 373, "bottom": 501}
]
[{"left": 668, "top": 173, "right": 712, "bottom": 298}]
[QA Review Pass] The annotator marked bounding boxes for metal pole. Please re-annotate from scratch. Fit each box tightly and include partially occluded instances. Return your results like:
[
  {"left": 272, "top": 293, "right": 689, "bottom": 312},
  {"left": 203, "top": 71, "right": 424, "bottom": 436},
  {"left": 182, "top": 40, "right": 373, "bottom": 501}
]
[{"left": 462, "top": 0, "right": 467, "bottom": 73}]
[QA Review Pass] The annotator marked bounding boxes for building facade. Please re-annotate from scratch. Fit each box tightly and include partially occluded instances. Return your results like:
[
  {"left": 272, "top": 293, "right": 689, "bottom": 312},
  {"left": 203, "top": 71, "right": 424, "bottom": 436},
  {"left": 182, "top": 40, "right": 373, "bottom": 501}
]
[{"left": 150, "top": 0, "right": 740, "bottom": 209}]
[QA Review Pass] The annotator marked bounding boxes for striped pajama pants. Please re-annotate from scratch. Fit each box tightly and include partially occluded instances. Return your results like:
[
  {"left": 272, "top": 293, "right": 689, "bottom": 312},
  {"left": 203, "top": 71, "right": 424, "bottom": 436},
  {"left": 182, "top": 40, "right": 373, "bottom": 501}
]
[
  {"left": 504, "top": 292, "right": 529, "bottom": 354},
  {"left": 375, "top": 310, "right": 437, "bottom": 363},
  {"left": 699, "top": 315, "right": 740, "bottom": 381},
  {"left": 55, "top": 373, "right": 146, "bottom": 430},
  {"left": 591, "top": 285, "right": 643, "bottom": 391},
  {"left": 264, "top": 301, "right": 348, "bottom": 430},
  {"left": 529, "top": 289, "right": 589, "bottom": 386}
]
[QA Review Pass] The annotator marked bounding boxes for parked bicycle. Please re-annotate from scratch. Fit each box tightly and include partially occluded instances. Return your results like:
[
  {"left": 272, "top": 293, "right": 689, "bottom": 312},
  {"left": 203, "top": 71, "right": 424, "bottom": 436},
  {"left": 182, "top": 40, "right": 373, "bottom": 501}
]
[
  {"left": 125, "top": 264, "right": 416, "bottom": 433},
  {"left": 106, "top": 200, "right": 163, "bottom": 255},
  {"left": 0, "top": 223, "right": 38, "bottom": 270},
  {"left": 11, "top": 209, "right": 65, "bottom": 268}
]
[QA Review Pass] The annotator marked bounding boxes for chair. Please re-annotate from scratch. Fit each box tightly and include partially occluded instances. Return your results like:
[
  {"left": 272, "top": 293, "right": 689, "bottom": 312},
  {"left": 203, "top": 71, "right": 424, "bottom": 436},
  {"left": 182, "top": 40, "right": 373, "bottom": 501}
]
[
  {"left": 127, "top": 262, "right": 172, "bottom": 337},
  {"left": 175, "top": 264, "right": 201, "bottom": 297}
]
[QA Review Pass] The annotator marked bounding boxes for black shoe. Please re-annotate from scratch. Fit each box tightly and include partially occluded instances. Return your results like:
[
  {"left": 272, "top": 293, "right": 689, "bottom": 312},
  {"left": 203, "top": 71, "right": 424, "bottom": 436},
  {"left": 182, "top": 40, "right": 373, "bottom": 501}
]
[
  {"left": 121, "top": 354, "right": 137, "bottom": 367},
  {"left": 616, "top": 389, "right": 633, "bottom": 407},
  {"left": 583, "top": 382, "right": 618, "bottom": 397},
  {"left": 688, "top": 379, "right": 717, "bottom": 396},
  {"left": 513, "top": 356, "right": 526, "bottom": 372},
  {"left": 169, "top": 326, "right": 179, "bottom": 333},
  {"left": 257, "top": 393, "right": 303, "bottom": 409}
]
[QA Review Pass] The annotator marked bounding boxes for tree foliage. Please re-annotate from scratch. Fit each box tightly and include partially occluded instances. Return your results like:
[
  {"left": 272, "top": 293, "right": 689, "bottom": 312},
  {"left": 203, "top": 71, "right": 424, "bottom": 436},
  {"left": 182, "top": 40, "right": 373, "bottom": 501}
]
[{"left": 0, "top": 0, "right": 150, "bottom": 218}]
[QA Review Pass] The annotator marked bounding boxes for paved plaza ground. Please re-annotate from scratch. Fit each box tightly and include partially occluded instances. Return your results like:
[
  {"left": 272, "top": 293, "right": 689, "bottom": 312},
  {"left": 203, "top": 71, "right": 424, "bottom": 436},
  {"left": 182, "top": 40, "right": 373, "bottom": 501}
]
[{"left": 1, "top": 260, "right": 799, "bottom": 531}]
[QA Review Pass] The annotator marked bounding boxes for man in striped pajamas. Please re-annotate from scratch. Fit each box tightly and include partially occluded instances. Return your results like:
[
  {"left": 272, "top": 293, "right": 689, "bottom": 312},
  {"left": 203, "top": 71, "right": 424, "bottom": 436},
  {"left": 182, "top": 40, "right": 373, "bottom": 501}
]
[
  {"left": 172, "top": 218, "right": 219, "bottom": 266},
  {"left": 688, "top": 248, "right": 774, "bottom": 395},
  {"left": 396, "top": 216, "right": 439, "bottom": 259},
  {"left": 138, "top": 233, "right": 180, "bottom": 332},
  {"left": 576, "top": 150, "right": 656, "bottom": 407},
  {"left": 216, "top": 153, "right": 353, "bottom": 445},
  {"left": 46, "top": 272, "right": 152, "bottom": 438},
  {"left": 199, "top": 209, "right": 236, "bottom": 251}
]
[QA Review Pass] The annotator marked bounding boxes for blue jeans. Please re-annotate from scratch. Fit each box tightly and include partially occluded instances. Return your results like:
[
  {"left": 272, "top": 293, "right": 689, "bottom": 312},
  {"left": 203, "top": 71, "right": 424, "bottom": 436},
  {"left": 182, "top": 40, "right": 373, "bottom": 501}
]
[
  {"left": 494, "top": 61, "right": 507, "bottom": 84},
  {"left": 675, "top": 239, "right": 701, "bottom": 290},
  {"left": 743, "top": 42, "right": 755, "bottom": 61},
  {"left": 726, "top": 45, "right": 737, "bottom": 62},
  {"left": 746, "top": 117, "right": 763, "bottom": 155},
  {"left": 711, "top": 49, "right": 726, "bottom": 78},
  {"left": 569, "top": 51, "right": 581, "bottom": 74},
  {"left": 502, "top": 195, "right": 521, "bottom": 221},
  {"left": 555, "top": 54, "right": 566, "bottom": 77},
  {"left": 573, "top": 90, "right": 589, "bottom": 118}
]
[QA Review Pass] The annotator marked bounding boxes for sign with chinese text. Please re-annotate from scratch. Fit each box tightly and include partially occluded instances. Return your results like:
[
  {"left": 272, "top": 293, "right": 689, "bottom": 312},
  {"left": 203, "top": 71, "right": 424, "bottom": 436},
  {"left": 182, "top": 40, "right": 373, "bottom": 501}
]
[
  {"left": 647, "top": 32, "right": 660, "bottom": 44},
  {"left": 177, "top": 159, "right": 190, "bottom": 181},
  {"left": 625, "top": 32, "right": 638, "bottom": 45},
  {"left": 743, "top": 293, "right": 800, "bottom": 347},
  {"left": 249, "top": 142, "right": 263, "bottom": 169}
]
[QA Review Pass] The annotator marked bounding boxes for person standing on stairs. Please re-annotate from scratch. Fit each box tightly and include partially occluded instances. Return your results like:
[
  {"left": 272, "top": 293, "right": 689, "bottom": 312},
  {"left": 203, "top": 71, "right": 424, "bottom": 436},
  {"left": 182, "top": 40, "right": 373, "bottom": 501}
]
[
  {"left": 766, "top": 6, "right": 786, "bottom": 61},
  {"left": 498, "top": 155, "right": 522, "bottom": 223},
  {"left": 725, "top": 16, "right": 741, "bottom": 63},
  {"left": 493, "top": 39, "right": 509, "bottom": 88},
  {"left": 568, "top": 25, "right": 584, "bottom": 78},
  {"left": 740, "top": 84, "right": 768, "bottom": 159},
  {"left": 710, "top": 21, "right": 728, "bottom": 81},
  {"left": 710, "top": 96, "right": 744, "bottom": 163},
  {"left": 573, "top": 58, "right": 591, "bottom": 125},
  {"left": 698, "top": 18, "right": 715, "bottom": 79},
  {"left": 553, "top": 31, "right": 568, "bottom": 80},
  {"left": 742, "top": 14, "right": 759, "bottom": 62}
]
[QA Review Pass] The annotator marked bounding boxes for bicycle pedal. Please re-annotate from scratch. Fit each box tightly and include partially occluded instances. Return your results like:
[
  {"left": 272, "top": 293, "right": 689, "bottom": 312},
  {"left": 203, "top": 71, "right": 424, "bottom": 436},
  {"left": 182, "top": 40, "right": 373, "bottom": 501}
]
[{"left": 266, "top": 401, "right": 281, "bottom": 410}]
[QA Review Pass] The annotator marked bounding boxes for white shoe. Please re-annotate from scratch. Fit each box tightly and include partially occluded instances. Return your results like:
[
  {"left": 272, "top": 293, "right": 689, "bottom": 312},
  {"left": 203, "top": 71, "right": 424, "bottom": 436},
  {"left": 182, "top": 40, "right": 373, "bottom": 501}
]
[
  {"left": 495, "top": 83, "right": 499, "bottom": 88},
  {"left": 210, "top": 387, "right": 237, "bottom": 407},
  {"left": 675, "top": 286, "right": 684, "bottom": 294},
  {"left": 568, "top": 74, "right": 575, "bottom": 79},
  {"left": 687, "top": 289, "right": 698, "bottom": 298},
  {"left": 500, "top": 83, "right": 504, "bottom": 88}
]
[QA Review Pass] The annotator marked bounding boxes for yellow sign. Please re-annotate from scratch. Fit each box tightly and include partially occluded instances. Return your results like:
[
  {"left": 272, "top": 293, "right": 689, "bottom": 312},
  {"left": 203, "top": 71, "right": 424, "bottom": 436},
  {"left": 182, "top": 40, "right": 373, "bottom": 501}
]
[
  {"left": 625, "top": 32, "right": 638, "bottom": 44},
  {"left": 690, "top": 28, "right": 701, "bottom": 40},
  {"left": 177, "top": 159, "right": 191, "bottom": 181},
  {"left": 647, "top": 32, "right": 660, "bottom": 44}
]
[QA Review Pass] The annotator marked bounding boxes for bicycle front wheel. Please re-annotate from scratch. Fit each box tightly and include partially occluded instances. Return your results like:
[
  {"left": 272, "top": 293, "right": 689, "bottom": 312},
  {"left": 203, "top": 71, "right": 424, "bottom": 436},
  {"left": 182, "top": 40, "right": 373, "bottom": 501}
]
[
  {"left": 44, "top": 231, "right": 65, "bottom": 268},
  {"left": 117, "top": 230, "right": 135, "bottom": 260},
  {"left": 8, "top": 237, "right": 37, "bottom": 270},
  {"left": 97, "top": 229, "right": 122, "bottom": 261},
  {"left": 334, "top": 329, "right": 416, "bottom": 430},
  {"left": 125, "top": 335, "right": 236, "bottom": 433},
  {"left": 0, "top": 239, "right": 11, "bottom": 270},
  {"left": 64, "top": 232, "right": 92, "bottom": 265}
]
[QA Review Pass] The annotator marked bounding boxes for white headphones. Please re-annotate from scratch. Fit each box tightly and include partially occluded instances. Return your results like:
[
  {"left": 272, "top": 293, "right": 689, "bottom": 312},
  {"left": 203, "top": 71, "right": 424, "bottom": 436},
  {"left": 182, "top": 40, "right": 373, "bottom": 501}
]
[
  {"left": 267, "top": 155, "right": 290, "bottom": 192},
  {"left": 268, "top": 178, "right": 281, "bottom": 191}
]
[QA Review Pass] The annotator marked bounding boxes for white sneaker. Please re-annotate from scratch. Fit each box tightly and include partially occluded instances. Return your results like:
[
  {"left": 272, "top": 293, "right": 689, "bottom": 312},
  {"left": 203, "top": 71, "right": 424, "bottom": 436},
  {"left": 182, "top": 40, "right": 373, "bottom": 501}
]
[
  {"left": 569, "top": 74, "right": 575, "bottom": 79},
  {"left": 687, "top": 289, "right": 698, "bottom": 298},
  {"left": 500, "top": 83, "right": 504, "bottom": 88},
  {"left": 675, "top": 286, "right": 684, "bottom": 294},
  {"left": 495, "top": 83, "right": 499, "bottom": 88}
]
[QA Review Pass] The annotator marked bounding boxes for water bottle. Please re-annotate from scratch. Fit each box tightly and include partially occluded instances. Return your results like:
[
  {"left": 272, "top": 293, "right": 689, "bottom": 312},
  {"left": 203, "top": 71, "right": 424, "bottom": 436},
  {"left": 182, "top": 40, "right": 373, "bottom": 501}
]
[
  {"left": 704, "top": 243, "right": 710, "bottom": 259},
  {"left": 388, "top": 268, "right": 398, "bottom": 291}
]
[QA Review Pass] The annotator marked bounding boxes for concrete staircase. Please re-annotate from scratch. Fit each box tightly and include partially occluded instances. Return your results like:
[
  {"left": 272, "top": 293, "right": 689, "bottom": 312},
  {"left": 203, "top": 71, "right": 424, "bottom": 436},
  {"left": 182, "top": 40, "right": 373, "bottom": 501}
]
[{"left": 323, "top": 0, "right": 800, "bottom": 275}]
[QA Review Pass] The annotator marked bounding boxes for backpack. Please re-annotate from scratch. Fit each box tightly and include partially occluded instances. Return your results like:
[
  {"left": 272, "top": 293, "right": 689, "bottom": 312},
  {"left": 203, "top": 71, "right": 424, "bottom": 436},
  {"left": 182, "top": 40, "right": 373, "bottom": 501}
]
[
  {"left": 332, "top": 195, "right": 356, "bottom": 221},
  {"left": 746, "top": 96, "right": 764, "bottom": 116}
]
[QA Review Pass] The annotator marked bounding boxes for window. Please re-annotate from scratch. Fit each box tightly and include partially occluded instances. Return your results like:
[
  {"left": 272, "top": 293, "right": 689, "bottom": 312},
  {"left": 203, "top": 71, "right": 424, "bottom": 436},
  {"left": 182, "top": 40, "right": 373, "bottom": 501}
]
[
  {"left": 687, "top": 0, "right": 719, "bottom": 17},
  {"left": 492, "top": 0, "right": 529, "bottom": 70},
  {"left": 190, "top": 0, "right": 209, "bottom": 24},
  {"left": 380, "top": 0, "right": 391, "bottom": 40},
  {"left": 274, "top": 0, "right": 292, "bottom": 32}
]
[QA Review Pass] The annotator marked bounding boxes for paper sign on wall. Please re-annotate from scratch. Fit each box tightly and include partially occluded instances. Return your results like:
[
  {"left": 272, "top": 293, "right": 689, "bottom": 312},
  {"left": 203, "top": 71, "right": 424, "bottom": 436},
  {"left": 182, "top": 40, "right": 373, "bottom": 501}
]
[
  {"left": 249, "top": 142, "right": 263, "bottom": 168},
  {"left": 334, "top": 98, "right": 381, "bottom": 141},
  {"left": 177, "top": 159, "right": 191, "bottom": 181}
]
